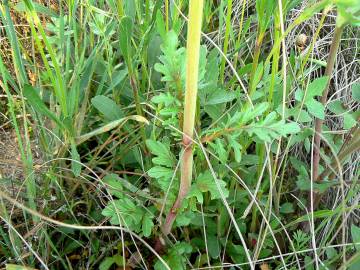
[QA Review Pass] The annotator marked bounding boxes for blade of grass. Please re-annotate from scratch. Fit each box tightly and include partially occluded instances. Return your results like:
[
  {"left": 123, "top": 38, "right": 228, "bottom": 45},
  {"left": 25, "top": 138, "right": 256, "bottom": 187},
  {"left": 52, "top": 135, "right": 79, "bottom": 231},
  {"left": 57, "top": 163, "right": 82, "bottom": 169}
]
[
  {"left": 0, "top": 1, "right": 28, "bottom": 85},
  {"left": 220, "top": 0, "right": 233, "bottom": 83},
  {"left": 76, "top": 115, "right": 149, "bottom": 145},
  {"left": 23, "top": 0, "right": 68, "bottom": 116}
]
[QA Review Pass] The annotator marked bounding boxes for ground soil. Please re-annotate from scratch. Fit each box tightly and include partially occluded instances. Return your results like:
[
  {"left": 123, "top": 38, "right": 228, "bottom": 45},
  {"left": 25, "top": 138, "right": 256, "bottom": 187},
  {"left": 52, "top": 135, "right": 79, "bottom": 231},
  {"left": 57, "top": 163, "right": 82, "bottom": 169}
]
[{"left": 0, "top": 124, "right": 43, "bottom": 198}]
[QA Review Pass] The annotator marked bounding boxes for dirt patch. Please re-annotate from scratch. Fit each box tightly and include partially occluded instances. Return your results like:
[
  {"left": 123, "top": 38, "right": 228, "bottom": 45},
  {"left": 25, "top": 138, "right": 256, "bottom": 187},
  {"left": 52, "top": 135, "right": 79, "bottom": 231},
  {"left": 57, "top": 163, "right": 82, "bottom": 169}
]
[
  {"left": 0, "top": 0, "right": 61, "bottom": 85},
  {"left": 0, "top": 124, "right": 43, "bottom": 195},
  {"left": 0, "top": 0, "right": 56, "bottom": 186},
  {"left": 0, "top": 128, "right": 24, "bottom": 179}
]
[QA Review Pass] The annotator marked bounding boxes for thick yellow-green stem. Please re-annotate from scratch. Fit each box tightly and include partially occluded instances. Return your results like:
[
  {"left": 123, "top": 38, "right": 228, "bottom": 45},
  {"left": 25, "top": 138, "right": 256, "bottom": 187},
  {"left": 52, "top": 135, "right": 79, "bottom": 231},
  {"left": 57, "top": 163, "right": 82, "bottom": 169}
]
[{"left": 163, "top": 0, "right": 204, "bottom": 236}]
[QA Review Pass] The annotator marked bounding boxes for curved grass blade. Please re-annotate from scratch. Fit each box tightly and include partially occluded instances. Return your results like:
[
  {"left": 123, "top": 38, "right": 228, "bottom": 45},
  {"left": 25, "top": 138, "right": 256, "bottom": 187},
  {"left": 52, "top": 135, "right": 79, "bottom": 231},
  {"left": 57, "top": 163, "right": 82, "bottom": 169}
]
[{"left": 76, "top": 115, "right": 149, "bottom": 145}]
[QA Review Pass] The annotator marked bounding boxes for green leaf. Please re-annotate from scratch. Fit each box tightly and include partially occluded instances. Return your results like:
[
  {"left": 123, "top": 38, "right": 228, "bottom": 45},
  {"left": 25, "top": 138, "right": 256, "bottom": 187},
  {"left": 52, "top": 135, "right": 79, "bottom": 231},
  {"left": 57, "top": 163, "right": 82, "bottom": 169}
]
[
  {"left": 70, "top": 142, "right": 81, "bottom": 176},
  {"left": 187, "top": 186, "right": 203, "bottom": 204},
  {"left": 154, "top": 31, "right": 185, "bottom": 89},
  {"left": 336, "top": 0, "right": 360, "bottom": 26},
  {"left": 296, "top": 177, "right": 310, "bottom": 191},
  {"left": 247, "top": 112, "right": 300, "bottom": 142},
  {"left": 227, "top": 243, "right": 247, "bottom": 264},
  {"left": 119, "top": 16, "right": 133, "bottom": 62},
  {"left": 296, "top": 109, "right": 312, "bottom": 123},
  {"left": 307, "top": 76, "right": 329, "bottom": 98},
  {"left": 63, "top": 240, "right": 83, "bottom": 254},
  {"left": 304, "top": 256, "right": 314, "bottom": 270},
  {"left": 288, "top": 128, "right": 313, "bottom": 147},
  {"left": 113, "top": 254, "right": 124, "bottom": 266},
  {"left": 306, "top": 99, "right": 325, "bottom": 119},
  {"left": 352, "top": 224, "right": 360, "bottom": 251},
  {"left": 240, "top": 155, "right": 260, "bottom": 165},
  {"left": 326, "top": 247, "right": 337, "bottom": 260},
  {"left": 195, "top": 172, "right": 229, "bottom": 200},
  {"left": 207, "top": 235, "right": 220, "bottom": 259},
  {"left": 198, "top": 46, "right": 208, "bottom": 83},
  {"left": 282, "top": 107, "right": 312, "bottom": 123},
  {"left": 228, "top": 135, "right": 242, "bottom": 163},
  {"left": 227, "top": 102, "right": 269, "bottom": 127},
  {"left": 351, "top": 83, "right": 360, "bottom": 101},
  {"left": 151, "top": 92, "right": 177, "bottom": 106},
  {"left": 280, "top": 202, "right": 294, "bottom": 214},
  {"left": 295, "top": 76, "right": 329, "bottom": 119},
  {"left": 175, "top": 211, "right": 195, "bottom": 226},
  {"left": 103, "top": 174, "right": 124, "bottom": 198},
  {"left": 327, "top": 100, "right": 356, "bottom": 129},
  {"left": 349, "top": 256, "right": 360, "bottom": 270},
  {"left": 294, "top": 89, "right": 305, "bottom": 101},
  {"left": 124, "top": 0, "right": 136, "bottom": 18},
  {"left": 344, "top": 113, "right": 357, "bottom": 129},
  {"left": 102, "top": 173, "right": 157, "bottom": 202},
  {"left": 99, "top": 255, "right": 124, "bottom": 270},
  {"left": 148, "top": 166, "right": 174, "bottom": 179},
  {"left": 328, "top": 100, "right": 346, "bottom": 114},
  {"left": 154, "top": 242, "right": 192, "bottom": 270},
  {"left": 154, "top": 260, "right": 170, "bottom": 270},
  {"left": 205, "top": 89, "right": 237, "bottom": 105},
  {"left": 91, "top": 95, "right": 124, "bottom": 121},
  {"left": 147, "top": 166, "right": 175, "bottom": 191},
  {"left": 99, "top": 257, "right": 116, "bottom": 270},
  {"left": 155, "top": 10, "right": 166, "bottom": 40},
  {"left": 296, "top": 177, "right": 336, "bottom": 193},
  {"left": 23, "top": 84, "right": 67, "bottom": 131},
  {"left": 108, "top": 69, "right": 128, "bottom": 92},
  {"left": 142, "top": 212, "right": 154, "bottom": 237},
  {"left": 146, "top": 140, "right": 175, "bottom": 167},
  {"left": 148, "top": 34, "right": 163, "bottom": 69},
  {"left": 252, "top": 61, "right": 264, "bottom": 90},
  {"left": 278, "top": 122, "right": 302, "bottom": 136},
  {"left": 241, "top": 102, "right": 269, "bottom": 124},
  {"left": 205, "top": 104, "right": 224, "bottom": 121},
  {"left": 204, "top": 49, "right": 220, "bottom": 84},
  {"left": 102, "top": 198, "right": 143, "bottom": 230},
  {"left": 211, "top": 139, "right": 228, "bottom": 163}
]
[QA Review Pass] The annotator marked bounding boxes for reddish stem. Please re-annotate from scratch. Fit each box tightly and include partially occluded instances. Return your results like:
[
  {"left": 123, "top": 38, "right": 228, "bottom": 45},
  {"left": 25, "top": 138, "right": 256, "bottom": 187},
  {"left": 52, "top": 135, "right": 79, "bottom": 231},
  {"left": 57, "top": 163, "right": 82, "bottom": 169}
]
[
  {"left": 310, "top": 24, "right": 344, "bottom": 207},
  {"left": 162, "top": 139, "right": 193, "bottom": 235}
]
